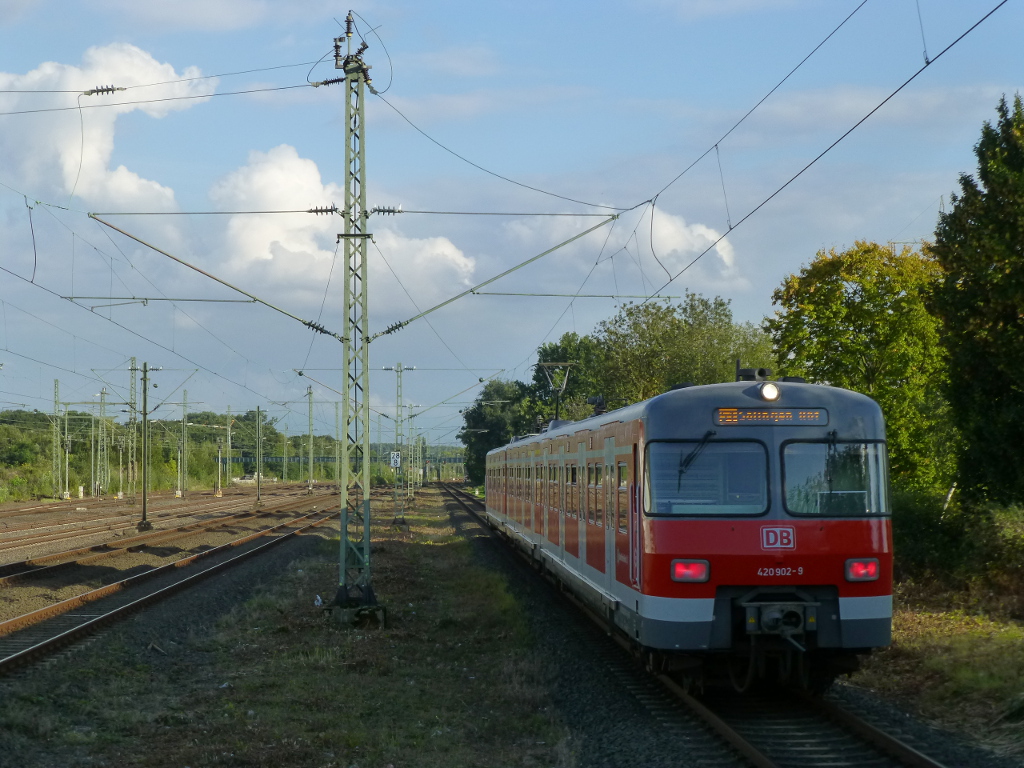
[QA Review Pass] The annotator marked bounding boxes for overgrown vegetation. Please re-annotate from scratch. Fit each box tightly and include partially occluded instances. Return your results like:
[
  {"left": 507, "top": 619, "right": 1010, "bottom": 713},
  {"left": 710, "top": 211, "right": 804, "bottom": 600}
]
[
  {"left": 0, "top": 406, "right": 463, "bottom": 502},
  {"left": 855, "top": 592, "right": 1024, "bottom": 756},
  {"left": 452, "top": 95, "right": 1024, "bottom": 747},
  {"left": 931, "top": 94, "right": 1024, "bottom": 505},
  {"left": 458, "top": 293, "right": 773, "bottom": 483},
  {"left": 0, "top": 492, "right": 571, "bottom": 767}
]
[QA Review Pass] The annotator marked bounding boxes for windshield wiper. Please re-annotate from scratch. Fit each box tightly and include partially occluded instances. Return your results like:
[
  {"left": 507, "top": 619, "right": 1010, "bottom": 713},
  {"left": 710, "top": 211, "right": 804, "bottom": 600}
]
[
  {"left": 678, "top": 430, "right": 716, "bottom": 491},
  {"left": 825, "top": 429, "right": 838, "bottom": 489}
]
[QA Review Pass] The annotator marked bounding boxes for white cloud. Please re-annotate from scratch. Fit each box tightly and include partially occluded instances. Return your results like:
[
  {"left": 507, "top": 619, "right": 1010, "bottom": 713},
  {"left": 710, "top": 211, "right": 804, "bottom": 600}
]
[
  {"left": 209, "top": 144, "right": 476, "bottom": 313},
  {"left": 0, "top": 43, "right": 214, "bottom": 210},
  {"left": 649, "top": 208, "right": 738, "bottom": 285},
  {"left": 487, "top": 208, "right": 740, "bottom": 297}
]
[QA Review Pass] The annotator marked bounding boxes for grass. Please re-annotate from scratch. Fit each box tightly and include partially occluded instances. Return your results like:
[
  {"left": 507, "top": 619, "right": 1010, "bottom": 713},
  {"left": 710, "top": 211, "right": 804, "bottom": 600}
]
[
  {"left": 7, "top": 485, "right": 1024, "bottom": 764},
  {"left": 0, "top": 489, "right": 573, "bottom": 767},
  {"left": 853, "top": 581, "right": 1024, "bottom": 756}
]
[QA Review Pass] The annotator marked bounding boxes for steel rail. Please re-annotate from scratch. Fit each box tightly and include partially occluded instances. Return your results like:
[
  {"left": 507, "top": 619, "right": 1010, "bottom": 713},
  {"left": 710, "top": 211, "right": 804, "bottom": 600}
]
[
  {"left": 0, "top": 488, "right": 197, "bottom": 519},
  {"left": 0, "top": 488, "right": 319, "bottom": 553},
  {"left": 0, "top": 494, "right": 326, "bottom": 585},
  {"left": 1, "top": 490, "right": 323, "bottom": 567},
  {"left": 0, "top": 490, "right": 248, "bottom": 535},
  {"left": 0, "top": 505, "right": 332, "bottom": 640},
  {"left": 799, "top": 692, "right": 950, "bottom": 768},
  {"left": 0, "top": 497, "right": 205, "bottom": 536},
  {"left": 0, "top": 510, "right": 257, "bottom": 583},
  {"left": 439, "top": 485, "right": 776, "bottom": 766},
  {"left": 439, "top": 484, "right": 950, "bottom": 768},
  {"left": 0, "top": 509, "right": 338, "bottom": 676}
]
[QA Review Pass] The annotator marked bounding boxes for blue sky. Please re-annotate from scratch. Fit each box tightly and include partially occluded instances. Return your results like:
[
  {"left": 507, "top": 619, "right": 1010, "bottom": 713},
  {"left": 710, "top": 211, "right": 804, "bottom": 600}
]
[{"left": 0, "top": 0, "right": 1019, "bottom": 446}]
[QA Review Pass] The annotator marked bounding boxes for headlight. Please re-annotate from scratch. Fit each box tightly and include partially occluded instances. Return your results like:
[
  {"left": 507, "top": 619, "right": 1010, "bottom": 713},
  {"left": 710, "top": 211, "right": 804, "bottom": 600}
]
[{"left": 759, "top": 382, "right": 781, "bottom": 401}]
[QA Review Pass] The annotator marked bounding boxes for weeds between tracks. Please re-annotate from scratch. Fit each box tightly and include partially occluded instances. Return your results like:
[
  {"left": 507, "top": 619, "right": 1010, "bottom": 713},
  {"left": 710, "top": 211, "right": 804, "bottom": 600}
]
[{"left": 0, "top": 488, "right": 572, "bottom": 768}]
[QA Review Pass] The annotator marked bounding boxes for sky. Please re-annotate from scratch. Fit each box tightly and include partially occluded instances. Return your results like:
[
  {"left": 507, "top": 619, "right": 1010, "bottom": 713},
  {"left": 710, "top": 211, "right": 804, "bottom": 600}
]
[{"left": 0, "top": 0, "right": 1020, "bottom": 448}]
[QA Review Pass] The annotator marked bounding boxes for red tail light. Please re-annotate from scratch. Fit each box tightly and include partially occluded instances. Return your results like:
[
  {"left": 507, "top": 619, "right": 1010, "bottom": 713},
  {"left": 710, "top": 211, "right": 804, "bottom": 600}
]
[
  {"left": 671, "top": 559, "right": 710, "bottom": 582},
  {"left": 845, "top": 558, "right": 880, "bottom": 581}
]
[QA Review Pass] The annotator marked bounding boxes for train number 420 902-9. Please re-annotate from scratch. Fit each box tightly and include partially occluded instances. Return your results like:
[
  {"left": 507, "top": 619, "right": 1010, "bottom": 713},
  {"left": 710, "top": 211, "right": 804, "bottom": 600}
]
[{"left": 757, "top": 566, "right": 804, "bottom": 576}]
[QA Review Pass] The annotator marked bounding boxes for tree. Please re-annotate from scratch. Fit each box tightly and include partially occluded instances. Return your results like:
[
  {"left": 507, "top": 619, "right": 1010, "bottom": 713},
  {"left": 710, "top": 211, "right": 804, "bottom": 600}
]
[
  {"left": 593, "top": 294, "right": 773, "bottom": 406},
  {"left": 458, "top": 380, "right": 531, "bottom": 484},
  {"left": 764, "top": 241, "right": 953, "bottom": 489},
  {"left": 931, "top": 94, "right": 1024, "bottom": 502},
  {"left": 525, "top": 332, "right": 607, "bottom": 422}
]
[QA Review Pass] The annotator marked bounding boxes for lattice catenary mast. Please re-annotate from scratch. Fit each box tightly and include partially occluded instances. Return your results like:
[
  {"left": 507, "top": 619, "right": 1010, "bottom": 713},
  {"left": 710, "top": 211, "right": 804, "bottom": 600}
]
[{"left": 334, "top": 12, "right": 380, "bottom": 617}]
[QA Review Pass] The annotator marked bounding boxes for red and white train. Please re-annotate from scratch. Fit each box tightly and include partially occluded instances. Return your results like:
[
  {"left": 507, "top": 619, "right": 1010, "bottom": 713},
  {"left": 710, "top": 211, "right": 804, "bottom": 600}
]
[{"left": 483, "top": 372, "right": 892, "bottom": 691}]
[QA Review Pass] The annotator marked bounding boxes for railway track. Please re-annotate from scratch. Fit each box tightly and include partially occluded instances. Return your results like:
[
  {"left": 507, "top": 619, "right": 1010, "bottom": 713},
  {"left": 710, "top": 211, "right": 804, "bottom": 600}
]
[
  {"left": 0, "top": 488, "right": 245, "bottom": 532},
  {"left": 440, "top": 483, "right": 951, "bottom": 768},
  {"left": 0, "top": 494, "right": 338, "bottom": 677},
  {"left": 0, "top": 495, "right": 325, "bottom": 586},
  {"left": 0, "top": 486, "right": 317, "bottom": 557}
]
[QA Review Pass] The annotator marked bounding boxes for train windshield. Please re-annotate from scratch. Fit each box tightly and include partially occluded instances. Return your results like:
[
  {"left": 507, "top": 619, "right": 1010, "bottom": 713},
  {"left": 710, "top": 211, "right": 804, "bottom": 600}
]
[
  {"left": 645, "top": 441, "right": 768, "bottom": 516},
  {"left": 783, "top": 441, "right": 889, "bottom": 516}
]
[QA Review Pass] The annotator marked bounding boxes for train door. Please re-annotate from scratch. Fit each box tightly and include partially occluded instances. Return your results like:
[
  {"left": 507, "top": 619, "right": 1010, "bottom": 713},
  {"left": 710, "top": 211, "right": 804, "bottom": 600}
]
[
  {"left": 565, "top": 459, "right": 579, "bottom": 559},
  {"left": 613, "top": 452, "right": 631, "bottom": 586},
  {"left": 501, "top": 458, "right": 507, "bottom": 520},
  {"left": 604, "top": 438, "right": 615, "bottom": 588},
  {"left": 557, "top": 457, "right": 565, "bottom": 553},
  {"left": 546, "top": 456, "right": 559, "bottom": 546},
  {"left": 628, "top": 444, "right": 641, "bottom": 589},
  {"left": 534, "top": 460, "right": 544, "bottom": 536},
  {"left": 577, "top": 441, "right": 587, "bottom": 562},
  {"left": 585, "top": 458, "right": 606, "bottom": 575}
]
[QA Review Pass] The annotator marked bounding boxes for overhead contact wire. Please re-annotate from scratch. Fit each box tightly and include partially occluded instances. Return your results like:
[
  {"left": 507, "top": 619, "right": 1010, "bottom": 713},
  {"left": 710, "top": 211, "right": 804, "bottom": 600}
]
[
  {"left": 0, "top": 83, "right": 310, "bottom": 118},
  {"left": 651, "top": 0, "right": 869, "bottom": 199},
  {"left": 376, "top": 215, "right": 617, "bottom": 339},
  {"left": 373, "top": 93, "right": 627, "bottom": 212},
  {"left": 369, "top": 237, "right": 473, "bottom": 372},
  {"left": 0, "top": 60, "right": 320, "bottom": 94},
  {"left": 645, "top": 0, "right": 1011, "bottom": 300},
  {"left": 89, "top": 215, "right": 347, "bottom": 343}
]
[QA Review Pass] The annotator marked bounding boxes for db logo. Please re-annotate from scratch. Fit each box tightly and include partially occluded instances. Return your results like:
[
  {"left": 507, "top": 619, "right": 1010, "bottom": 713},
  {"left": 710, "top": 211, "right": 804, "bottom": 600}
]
[{"left": 761, "top": 526, "right": 795, "bottom": 550}]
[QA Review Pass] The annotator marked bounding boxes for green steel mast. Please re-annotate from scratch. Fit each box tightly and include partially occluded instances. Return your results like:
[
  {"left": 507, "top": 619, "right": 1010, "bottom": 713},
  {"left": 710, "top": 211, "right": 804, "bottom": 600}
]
[{"left": 335, "top": 12, "right": 379, "bottom": 619}]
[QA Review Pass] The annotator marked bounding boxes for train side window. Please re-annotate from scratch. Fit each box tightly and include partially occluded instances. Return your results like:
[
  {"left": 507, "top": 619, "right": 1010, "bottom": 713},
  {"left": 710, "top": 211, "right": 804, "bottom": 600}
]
[{"left": 594, "top": 462, "right": 603, "bottom": 526}]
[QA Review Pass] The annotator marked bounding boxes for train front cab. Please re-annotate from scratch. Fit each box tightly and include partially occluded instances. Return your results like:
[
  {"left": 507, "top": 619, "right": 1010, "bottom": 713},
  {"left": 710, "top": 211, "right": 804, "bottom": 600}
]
[{"left": 629, "top": 381, "right": 893, "bottom": 690}]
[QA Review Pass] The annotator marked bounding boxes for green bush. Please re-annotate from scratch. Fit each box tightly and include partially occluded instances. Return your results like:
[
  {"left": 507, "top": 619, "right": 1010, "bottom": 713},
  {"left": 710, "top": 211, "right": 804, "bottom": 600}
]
[{"left": 891, "top": 487, "right": 1001, "bottom": 584}]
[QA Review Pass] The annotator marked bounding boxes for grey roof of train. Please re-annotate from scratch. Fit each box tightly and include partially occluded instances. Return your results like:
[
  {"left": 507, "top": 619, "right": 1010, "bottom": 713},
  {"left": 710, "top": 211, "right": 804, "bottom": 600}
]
[{"left": 488, "top": 381, "right": 885, "bottom": 455}]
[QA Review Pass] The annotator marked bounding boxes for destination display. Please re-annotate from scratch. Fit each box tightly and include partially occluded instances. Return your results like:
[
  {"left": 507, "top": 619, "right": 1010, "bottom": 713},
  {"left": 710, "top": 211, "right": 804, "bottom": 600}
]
[{"left": 714, "top": 407, "right": 828, "bottom": 426}]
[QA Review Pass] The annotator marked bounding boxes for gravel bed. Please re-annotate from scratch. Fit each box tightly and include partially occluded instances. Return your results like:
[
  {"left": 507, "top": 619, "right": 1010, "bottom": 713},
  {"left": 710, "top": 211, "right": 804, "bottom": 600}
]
[
  {"left": 447, "top": 497, "right": 1024, "bottom": 768},
  {"left": 827, "top": 682, "right": 1024, "bottom": 768},
  {"left": 445, "top": 500, "right": 739, "bottom": 767},
  {"left": 0, "top": 527, "right": 335, "bottom": 768},
  {"left": 2, "top": 487, "right": 1020, "bottom": 768},
  {"left": 0, "top": 509, "right": 324, "bottom": 623},
  {"left": 0, "top": 487, "right": 331, "bottom": 568}
]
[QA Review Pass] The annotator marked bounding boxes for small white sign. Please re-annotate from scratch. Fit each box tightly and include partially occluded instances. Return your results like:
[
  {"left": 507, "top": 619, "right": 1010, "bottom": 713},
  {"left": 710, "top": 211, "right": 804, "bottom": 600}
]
[{"left": 390, "top": 451, "right": 401, "bottom": 468}]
